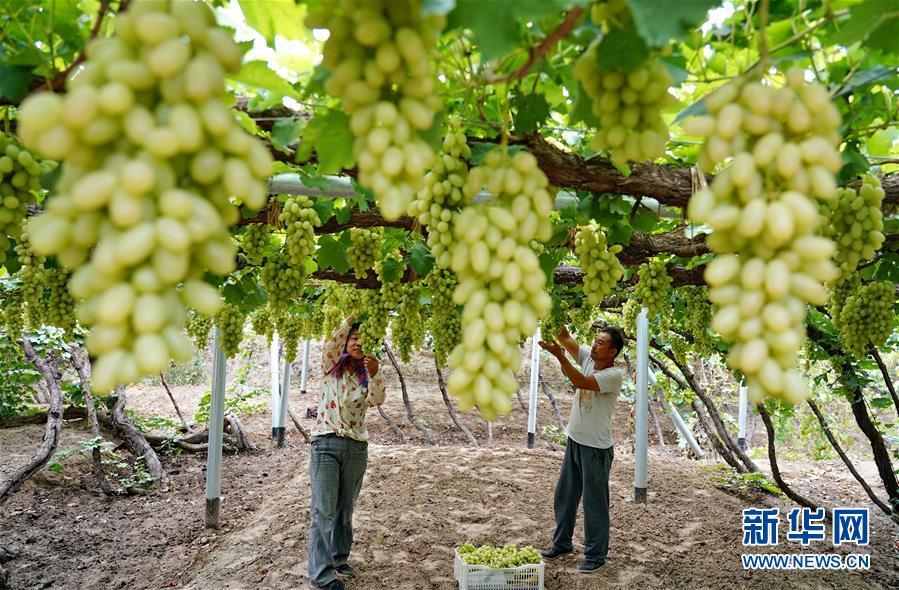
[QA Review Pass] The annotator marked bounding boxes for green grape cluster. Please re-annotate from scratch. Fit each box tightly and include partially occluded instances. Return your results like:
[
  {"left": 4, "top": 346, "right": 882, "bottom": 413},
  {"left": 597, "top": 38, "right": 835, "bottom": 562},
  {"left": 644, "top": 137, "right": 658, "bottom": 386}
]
[
  {"left": 686, "top": 69, "right": 843, "bottom": 405},
  {"left": 301, "top": 303, "right": 326, "bottom": 341},
  {"left": 277, "top": 310, "right": 305, "bottom": 362},
  {"left": 0, "top": 133, "right": 56, "bottom": 264},
  {"left": 391, "top": 283, "right": 424, "bottom": 362},
  {"left": 14, "top": 235, "right": 46, "bottom": 329},
  {"left": 457, "top": 542, "right": 542, "bottom": 568},
  {"left": 311, "top": 0, "right": 444, "bottom": 220},
  {"left": 322, "top": 284, "right": 349, "bottom": 337},
  {"left": 570, "top": 304, "right": 598, "bottom": 341},
  {"left": 822, "top": 176, "right": 885, "bottom": 276},
  {"left": 16, "top": 0, "right": 274, "bottom": 393},
  {"left": 347, "top": 227, "right": 382, "bottom": 279},
  {"left": 573, "top": 3, "right": 672, "bottom": 163},
  {"left": 239, "top": 223, "right": 270, "bottom": 264},
  {"left": 249, "top": 304, "right": 275, "bottom": 343},
  {"left": 574, "top": 222, "right": 624, "bottom": 305},
  {"left": 43, "top": 268, "right": 76, "bottom": 335},
  {"left": 376, "top": 252, "right": 405, "bottom": 309},
  {"left": 407, "top": 116, "right": 472, "bottom": 269},
  {"left": 262, "top": 250, "right": 306, "bottom": 310},
  {"left": 359, "top": 289, "right": 389, "bottom": 354},
  {"left": 679, "top": 286, "right": 715, "bottom": 355},
  {"left": 185, "top": 311, "right": 212, "bottom": 348},
  {"left": 541, "top": 298, "right": 569, "bottom": 341},
  {"left": 426, "top": 268, "right": 461, "bottom": 367},
  {"left": 835, "top": 281, "right": 895, "bottom": 359},
  {"left": 3, "top": 296, "right": 24, "bottom": 342},
  {"left": 279, "top": 195, "right": 320, "bottom": 265},
  {"left": 214, "top": 303, "right": 245, "bottom": 359},
  {"left": 621, "top": 298, "right": 640, "bottom": 337},
  {"left": 634, "top": 258, "right": 671, "bottom": 318},
  {"left": 446, "top": 147, "right": 554, "bottom": 421},
  {"left": 828, "top": 273, "right": 861, "bottom": 332}
]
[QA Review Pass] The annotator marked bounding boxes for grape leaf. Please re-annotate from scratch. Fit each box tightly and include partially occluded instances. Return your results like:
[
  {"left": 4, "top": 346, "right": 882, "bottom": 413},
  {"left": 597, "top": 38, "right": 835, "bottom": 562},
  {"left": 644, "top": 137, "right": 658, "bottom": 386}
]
[
  {"left": 569, "top": 79, "right": 602, "bottom": 127},
  {"left": 317, "top": 233, "right": 351, "bottom": 274},
  {"left": 300, "top": 110, "right": 356, "bottom": 175},
  {"left": 312, "top": 198, "right": 335, "bottom": 224},
  {"left": 238, "top": 0, "right": 308, "bottom": 46},
  {"left": 410, "top": 242, "right": 436, "bottom": 277},
  {"left": 271, "top": 118, "right": 304, "bottom": 153},
  {"left": 595, "top": 22, "right": 649, "bottom": 73},
  {"left": 512, "top": 92, "right": 550, "bottom": 133},
  {"left": 0, "top": 65, "right": 31, "bottom": 102},
  {"left": 229, "top": 61, "right": 299, "bottom": 100},
  {"left": 625, "top": 0, "right": 719, "bottom": 47},
  {"left": 379, "top": 256, "right": 405, "bottom": 283}
]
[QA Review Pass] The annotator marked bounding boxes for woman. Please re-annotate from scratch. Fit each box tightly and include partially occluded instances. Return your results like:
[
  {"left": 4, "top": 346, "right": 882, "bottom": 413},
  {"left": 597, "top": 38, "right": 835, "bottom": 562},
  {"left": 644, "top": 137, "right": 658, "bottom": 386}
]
[{"left": 308, "top": 316, "right": 386, "bottom": 590}]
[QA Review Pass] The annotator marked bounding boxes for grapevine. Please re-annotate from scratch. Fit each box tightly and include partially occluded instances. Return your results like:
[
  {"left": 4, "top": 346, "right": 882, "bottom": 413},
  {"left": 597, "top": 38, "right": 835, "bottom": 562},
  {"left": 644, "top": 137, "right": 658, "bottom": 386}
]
[
  {"left": 426, "top": 268, "right": 461, "bottom": 367},
  {"left": 262, "top": 250, "right": 306, "bottom": 309},
  {"left": 687, "top": 68, "right": 842, "bottom": 404},
  {"left": 574, "top": 221, "right": 624, "bottom": 305},
  {"left": 186, "top": 311, "right": 213, "bottom": 348},
  {"left": 214, "top": 302, "right": 245, "bottom": 359},
  {"left": 16, "top": 0, "right": 273, "bottom": 392},
  {"left": 3, "top": 296, "right": 24, "bottom": 342},
  {"left": 836, "top": 281, "right": 895, "bottom": 359},
  {"left": 239, "top": 223, "right": 270, "bottom": 264},
  {"left": 0, "top": 133, "right": 56, "bottom": 265},
  {"left": 822, "top": 176, "right": 885, "bottom": 276},
  {"left": 391, "top": 283, "right": 424, "bottom": 362},
  {"left": 279, "top": 195, "right": 321, "bottom": 265},
  {"left": 358, "top": 289, "right": 389, "bottom": 354},
  {"left": 446, "top": 147, "right": 553, "bottom": 421},
  {"left": 311, "top": 0, "right": 443, "bottom": 219},
  {"left": 679, "top": 286, "right": 715, "bottom": 356}
]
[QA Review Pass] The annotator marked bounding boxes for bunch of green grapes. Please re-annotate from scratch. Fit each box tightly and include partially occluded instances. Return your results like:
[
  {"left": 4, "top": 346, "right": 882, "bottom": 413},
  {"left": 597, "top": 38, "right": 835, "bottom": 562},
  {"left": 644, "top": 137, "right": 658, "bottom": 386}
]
[
  {"left": 311, "top": 1, "right": 444, "bottom": 219},
  {"left": 679, "top": 286, "right": 715, "bottom": 355},
  {"left": 426, "top": 268, "right": 461, "bottom": 366},
  {"left": 3, "top": 296, "right": 24, "bottom": 341},
  {"left": 262, "top": 250, "right": 306, "bottom": 310},
  {"left": 574, "top": 222, "right": 624, "bottom": 305},
  {"left": 634, "top": 258, "right": 671, "bottom": 318},
  {"left": 14, "top": 235, "right": 46, "bottom": 329},
  {"left": 300, "top": 302, "right": 326, "bottom": 341},
  {"left": 185, "top": 311, "right": 213, "bottom": 348},
  {"left": 249, "top": 304, "right": 275, "bottom": 343},
  {"left": 573, "top": 3, "right": 673, "bottom": 163},
  {"left": 239, "top": 223, "right": 270, "bottom": 264},
  {"left": 346, "top": 227, "right": 382, "bottom": 279},
  {"left": 457, "top": 542, "right": 542, "bottom": 568},
  {"left": 16, "top": 0, "right": 274, "bottom": 393},
  {"left": 0, "top": 134, "right": 56, "bottom": 264},
  {"left": 828, "top": 273, "right": 860, "bottom": 332},
  {"left": 446, "top": 147, "right": 554, "bottom": 421},
  {"left": 376, "top": 252, "right": 405, "bottom": 309},
  {"left": 836, "top": 281, "right": 895, "bottom": 359},
  {"left": 686, "top": 68, "right": 843, "bottom": 405},
  {"left": 822, "top": 176, "right": 885, "bottom": 276},
  {"left": 279, "top": 195, "right": 320, "bottom": 265},
  {"left": 43, "top": 268, "right": 76, "bottom": 335},
  {"left": 570, "top": 303, "right": 598, "bottom": 341},
  {"left": 322, "top": 284, "right": 349, "bottom": 337},
  {"left": 669, "top": 332, "right": 689, "bottom": 364},
  {"left": 407, "top": 117, "right": 471, "bottom": 269},
  {"left": 620, "top": 298, "right": 640, "bottom": 337},
  {"left": 359, "top": 289, "right": 389, "bottom": 354},
  {"left": 277, "top": 310, "right": 305, "bottom": 362},
  {"left": 541, "top": 298, "right": 569, "bottom": 341},
  {"left": 391, "top": 283, "right": 424, "bottom": 362},
  {"left": 214, "top": 303, "right": 245, "bottom": 359}
]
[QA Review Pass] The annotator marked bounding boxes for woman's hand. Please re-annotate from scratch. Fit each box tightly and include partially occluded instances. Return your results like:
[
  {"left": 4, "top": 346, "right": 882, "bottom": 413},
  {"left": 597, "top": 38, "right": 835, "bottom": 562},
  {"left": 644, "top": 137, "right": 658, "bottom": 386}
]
[{"left": 364, "top": 356, "right": 379, "bottom": 377}]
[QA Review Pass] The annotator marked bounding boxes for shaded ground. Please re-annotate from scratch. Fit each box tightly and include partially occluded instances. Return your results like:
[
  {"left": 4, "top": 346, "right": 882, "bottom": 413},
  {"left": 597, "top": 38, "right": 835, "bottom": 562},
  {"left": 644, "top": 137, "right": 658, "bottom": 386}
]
[{"left": 1, "top": 344, "right": 897, "bottom": 589}]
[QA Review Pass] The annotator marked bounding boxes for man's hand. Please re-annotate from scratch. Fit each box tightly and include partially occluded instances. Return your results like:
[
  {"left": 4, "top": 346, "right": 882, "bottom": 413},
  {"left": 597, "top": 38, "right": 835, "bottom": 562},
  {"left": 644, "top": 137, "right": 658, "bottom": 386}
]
[
  {"left": 539, "top": 340, "right": 563, "bottom": 357},
  {"left": 364, "top": 356, "right": 379, "bottom": 377}
]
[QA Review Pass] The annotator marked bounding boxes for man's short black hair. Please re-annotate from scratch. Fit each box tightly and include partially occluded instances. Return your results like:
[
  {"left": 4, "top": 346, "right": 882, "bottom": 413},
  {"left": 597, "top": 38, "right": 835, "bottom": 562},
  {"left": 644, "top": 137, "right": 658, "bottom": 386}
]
[{"left": 599, "top": 326, "right": 624, "bottom": 358}]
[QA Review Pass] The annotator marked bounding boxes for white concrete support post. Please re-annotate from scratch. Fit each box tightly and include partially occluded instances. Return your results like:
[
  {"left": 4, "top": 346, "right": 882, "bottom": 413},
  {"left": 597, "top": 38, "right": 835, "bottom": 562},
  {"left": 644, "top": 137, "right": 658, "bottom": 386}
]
[
  {"left": 527, "top": 328, "right": 541, "bottom": 448},
  {"left": 634, "top": 307, "right": 649, "bottom": 504},
  {"left": 275, "top": 358, "right": 291, "bottom": 448},
  {"left": 738, "top": 382, "right": 749, "bottom": 451},
  {"left": 300, "top": 340, "right": 311, "bottom": 395},
  {"left": 270, "top": 333, "right": 280, "bottom": 440},
  {"left": 205, "top": 327, "right": 226, "bottom": 529}
]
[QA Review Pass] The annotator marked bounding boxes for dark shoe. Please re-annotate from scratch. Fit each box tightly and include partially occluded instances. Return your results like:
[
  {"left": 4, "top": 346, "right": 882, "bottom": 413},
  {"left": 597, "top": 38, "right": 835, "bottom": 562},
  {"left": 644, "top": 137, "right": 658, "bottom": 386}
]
[
  {"left": 310, "top": 580, "right": 345, "bottom": 590},
  {"left": 334, "top": 563, "right": 356, "bottom": 578},
  {"left": 539, "top": 545, "right": 573, "bottom": 560},
  {"left": 577, "top": 559, "right": 605, "bottom": 574}
]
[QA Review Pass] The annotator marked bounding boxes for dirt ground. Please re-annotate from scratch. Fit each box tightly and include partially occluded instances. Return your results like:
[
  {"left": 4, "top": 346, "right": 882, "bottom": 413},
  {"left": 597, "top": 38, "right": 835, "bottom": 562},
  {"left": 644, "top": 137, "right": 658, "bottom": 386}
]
[{"left": 1, "top": 341, "right": 897, "bottom": 590}]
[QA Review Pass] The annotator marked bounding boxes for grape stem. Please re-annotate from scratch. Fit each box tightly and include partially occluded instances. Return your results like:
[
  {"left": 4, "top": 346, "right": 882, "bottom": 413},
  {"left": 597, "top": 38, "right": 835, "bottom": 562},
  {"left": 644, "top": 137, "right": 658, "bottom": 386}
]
[{"left": 483, "top": 6, "right": 586, "bottom": 84}]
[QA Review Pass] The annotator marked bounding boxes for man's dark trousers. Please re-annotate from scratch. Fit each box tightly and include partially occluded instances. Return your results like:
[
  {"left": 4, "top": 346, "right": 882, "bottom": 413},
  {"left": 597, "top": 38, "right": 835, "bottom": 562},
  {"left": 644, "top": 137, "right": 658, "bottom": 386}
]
[{"left": 550, "top": 437, "right": 614, "bottom": 563}]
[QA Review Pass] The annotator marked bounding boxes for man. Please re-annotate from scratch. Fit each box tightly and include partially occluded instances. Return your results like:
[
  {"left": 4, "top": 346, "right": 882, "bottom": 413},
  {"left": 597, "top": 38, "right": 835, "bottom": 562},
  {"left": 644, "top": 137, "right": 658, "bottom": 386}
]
[
  {"left": 538, "top": 324, "right": 625, "bottom": 574},
  {"left": 308, "top": 316, "right": 387, "bottom": 590}
]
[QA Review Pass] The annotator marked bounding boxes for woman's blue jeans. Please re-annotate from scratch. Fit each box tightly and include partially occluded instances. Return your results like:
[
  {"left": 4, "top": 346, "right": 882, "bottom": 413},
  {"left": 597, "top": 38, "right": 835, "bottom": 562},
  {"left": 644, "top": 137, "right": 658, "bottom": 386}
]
[{"left": 308, "top": 434, "right": 368, "bottom": 587}]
